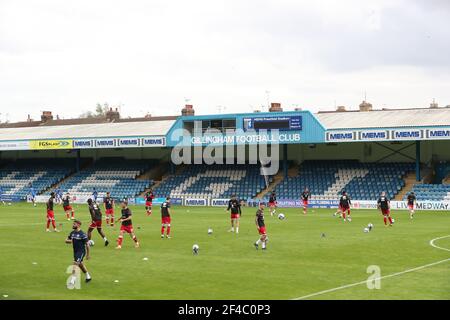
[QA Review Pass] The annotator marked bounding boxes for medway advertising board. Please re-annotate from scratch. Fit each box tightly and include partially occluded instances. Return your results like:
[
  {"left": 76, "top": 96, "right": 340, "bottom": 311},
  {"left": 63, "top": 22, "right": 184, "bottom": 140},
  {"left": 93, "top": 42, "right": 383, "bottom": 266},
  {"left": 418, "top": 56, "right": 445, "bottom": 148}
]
[
  {"left": 134, "top": 197, "right": 181, "bottom": 205},
  {"left": 350, "top": 200, "right": 450, "bottom": 210},
  {"left": 0, "top": 140, "right": 30, "bottom": 151},
  {"left": 23, "top": 196, "right": 450, "bottom": 210},
  {"left": 29, "top": 139, "right": 73, "bottom": 150},
  {"left": 1, "top": 195, "right": 21, "bottom": 202},
  {"left": 184, "top": 198, "right": 208, "bottom": 206},
  {"left": 247, "top": 199, "right": 336, "bottom": 208},
  {"left": 210, "top": 199, "right": 230, "bottom": 206},
  {"left": 31, "top": 195, "right": 102, "bottom": 204},
  {"left": 31, "top": 195, "right": 183, "bottom": 206},
  {"left": 247, "top": 199, "right": 450, "bottom": 211},
  {"left": 325, "top": 127, "right": 450, "bottom": 143},
  {"left": 0, "top": 136, "right": 166, "bottom": 151}
]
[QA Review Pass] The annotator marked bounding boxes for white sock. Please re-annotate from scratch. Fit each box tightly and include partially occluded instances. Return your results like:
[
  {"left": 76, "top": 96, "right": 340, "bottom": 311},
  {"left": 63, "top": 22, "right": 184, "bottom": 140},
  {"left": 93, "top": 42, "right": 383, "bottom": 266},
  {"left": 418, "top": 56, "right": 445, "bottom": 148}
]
[
  {"left": 86, "top": 272, "right": 91, "bottom": 280},
  {"left": 236, "top": 227, "right": 239, "bottom": 233},
  {"left": 256, "top": 239, "right": 261, "bottom": 245},
  {"left": 262, "top": 242, "right": 266, "bottom": 249},
  {"left": 103, "top": 237, "right": 108, "bottom": 241}
]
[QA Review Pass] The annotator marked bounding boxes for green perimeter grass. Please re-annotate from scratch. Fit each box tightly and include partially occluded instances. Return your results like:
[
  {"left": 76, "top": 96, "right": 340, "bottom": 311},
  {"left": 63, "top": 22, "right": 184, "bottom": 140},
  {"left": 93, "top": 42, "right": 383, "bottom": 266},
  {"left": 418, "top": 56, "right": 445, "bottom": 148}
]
[{"left": 0, "top": 203, "right": 449, "bottom": 300}]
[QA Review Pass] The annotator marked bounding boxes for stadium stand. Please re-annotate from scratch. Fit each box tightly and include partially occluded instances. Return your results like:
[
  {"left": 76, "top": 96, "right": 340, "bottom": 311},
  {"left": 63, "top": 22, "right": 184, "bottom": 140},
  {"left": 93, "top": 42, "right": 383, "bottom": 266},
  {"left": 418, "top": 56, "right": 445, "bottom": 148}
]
[
  {"left": 0, "top": 159, "right": 75, "bottom": 200},
  {"left": 435, "top": 161, "right": 450, "bottom": 183},
  {"left": 273, "top": 160, "right": 414, "bottom": 200},
  {"left": 153, "top": 164, "right": 270, "bottom": 200},
  {"left": 45, "top": 158, "right": 153, "bottom": 200},
  {"left": 403, "top": 184, "right": 450, "bottom": 201}
]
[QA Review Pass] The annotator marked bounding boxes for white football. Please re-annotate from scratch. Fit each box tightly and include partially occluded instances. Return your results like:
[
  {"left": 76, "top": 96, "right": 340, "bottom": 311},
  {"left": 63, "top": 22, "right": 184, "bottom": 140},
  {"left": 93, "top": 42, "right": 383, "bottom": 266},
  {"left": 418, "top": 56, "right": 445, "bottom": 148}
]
[
  {"left": 207, "top": 228, "right": 213, "bottom": 234},
  {"left": 192, "top": 244, "right": 199, "bottom": 255},
  {"left": 88, "top": 240, "right": 95, "bottom": 247},
  {"left": 363, "top": 227, "right": 369, "bottom": 233},
  {"left": 278, "top": 213, "right": 286, "bottom": 220},
  {"left": 391, "top": 218, "right": 395, "bottom": 223}
]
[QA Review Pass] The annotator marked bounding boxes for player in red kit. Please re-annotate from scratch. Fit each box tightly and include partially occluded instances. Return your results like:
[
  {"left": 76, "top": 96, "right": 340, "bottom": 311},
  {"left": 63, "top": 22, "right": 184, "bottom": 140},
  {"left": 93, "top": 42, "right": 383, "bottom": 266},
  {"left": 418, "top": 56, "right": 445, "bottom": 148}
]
[
  {"left": 226, "top": 195, "right": 241, "bottom": 233},
  {"left": 144, "top": 189, "right": 155, "bottom": 216},
  {"left": 378, "top": 191, "right": 393, "bottom": 227},
  {"left": 339, "top": 191, "right": 352, "bottom": 222},
  {"left": 46, "top": 192, "right": 59, "bottom": 232},
  {"left": 254, "top": 202, "right": 268, "bottom": 250},
  {"left": 62, "top": 193, "right": 75, "bottom": 221},
  {"left": 268, "top": 192, "right": 277, "bottom": 217},
  {"left": 103, "top": 192, "right": 115, "bottom": 226},
  {"left": 160, "top": 197, "right": 172, "bottom": 239},
  {"left": 116, "top": 200, "right": 140, "bottom": 249},
  {"left": 406, "top": 191, "right": 417, "bottom": 220},
  {"left": 301, "top": 188, "right": 310, "bottom": 215},
  {"left": 87, "top": 199, "right": 109, "bottom": 246}
]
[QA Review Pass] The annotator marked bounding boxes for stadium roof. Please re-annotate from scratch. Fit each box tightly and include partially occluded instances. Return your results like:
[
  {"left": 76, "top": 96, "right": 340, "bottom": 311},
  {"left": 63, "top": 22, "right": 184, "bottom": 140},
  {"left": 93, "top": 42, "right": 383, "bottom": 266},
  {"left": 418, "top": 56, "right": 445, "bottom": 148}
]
[
  {"left": 0, "top": 119, "right": 174, "bottom": 140},
  {"left": 1, "top": 106, "right": 449, "bottom": 142},
  {"left": 316, "top": 107, "right": 450, "bottom": 130}
]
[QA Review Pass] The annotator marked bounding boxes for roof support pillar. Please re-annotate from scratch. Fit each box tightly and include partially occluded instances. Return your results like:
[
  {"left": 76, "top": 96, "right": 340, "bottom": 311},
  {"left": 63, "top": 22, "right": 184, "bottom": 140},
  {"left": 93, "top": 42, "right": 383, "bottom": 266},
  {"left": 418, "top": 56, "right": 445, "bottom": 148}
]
[
  {"left": 169, "top": 151, "right": 175, "bottom": 174},
  {"left": 283, "top": 144, "right": 288, "bottom": 178},
  {"left": 76, "top": 149, "right": 81, "bottom": 172},
  {"left": 415, "top": 140, "right": 421, "bottom": 182}
]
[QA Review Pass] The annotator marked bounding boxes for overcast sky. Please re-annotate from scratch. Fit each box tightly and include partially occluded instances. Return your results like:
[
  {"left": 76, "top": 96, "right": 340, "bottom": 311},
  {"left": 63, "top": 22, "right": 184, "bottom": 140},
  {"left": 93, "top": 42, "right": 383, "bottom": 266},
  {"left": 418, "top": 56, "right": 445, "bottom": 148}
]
[{"left": 1, "top": 0, "right": 450, "bottom": 122}]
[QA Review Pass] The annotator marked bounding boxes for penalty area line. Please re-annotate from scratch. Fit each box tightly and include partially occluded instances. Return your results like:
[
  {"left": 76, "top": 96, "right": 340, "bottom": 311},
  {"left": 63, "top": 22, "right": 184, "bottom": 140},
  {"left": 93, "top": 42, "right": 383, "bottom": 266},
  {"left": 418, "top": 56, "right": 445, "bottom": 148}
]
[{"left": 292, "top": 235, "right": 450, "bottom": 300}]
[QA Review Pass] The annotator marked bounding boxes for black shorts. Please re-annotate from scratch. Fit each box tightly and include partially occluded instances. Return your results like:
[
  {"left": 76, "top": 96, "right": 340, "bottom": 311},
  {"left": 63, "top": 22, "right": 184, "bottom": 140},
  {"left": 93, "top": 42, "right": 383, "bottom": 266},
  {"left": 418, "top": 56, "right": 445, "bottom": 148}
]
[{"left": 74, "top": 250, "right": 86, "bottom": 263}]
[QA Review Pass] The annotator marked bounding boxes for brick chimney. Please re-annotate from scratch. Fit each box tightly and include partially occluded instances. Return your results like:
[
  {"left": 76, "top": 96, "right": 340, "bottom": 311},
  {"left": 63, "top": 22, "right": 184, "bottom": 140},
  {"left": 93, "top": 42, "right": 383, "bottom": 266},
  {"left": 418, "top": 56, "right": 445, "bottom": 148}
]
[
  {"left": 41, "top": 111, "right": 53, "bottom": 122},
  {"left": 359, "top": 100, "right": 373, "bottom": 111},
  {"left": 269, "top": 102, "right": 283, "bottom": 112},
  {"left": 430, "top": 99, "right": 438, "bottom": 109},
  {"left": 106, "top": 108, "right": 120, "bottom": 122},
  {"left": 336, "top": 106, "right": 346, "bottom": 112},
  {"left": 182, "top": 104, "right": 195, "bottom": 116}
]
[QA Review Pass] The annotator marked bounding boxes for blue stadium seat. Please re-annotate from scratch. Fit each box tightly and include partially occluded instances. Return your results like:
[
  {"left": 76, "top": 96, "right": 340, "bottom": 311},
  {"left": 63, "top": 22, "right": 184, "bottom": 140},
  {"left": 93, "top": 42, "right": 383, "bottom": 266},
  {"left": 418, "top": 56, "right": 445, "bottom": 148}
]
[
  {"left": 403, "top": 184, "right": 450, "bottom": 201},
  {"left": 153, "top": 164, "right": 270, "bottom": 199},
  {"left": 271, "top": 160, "right": 414, "bottom": 201}
]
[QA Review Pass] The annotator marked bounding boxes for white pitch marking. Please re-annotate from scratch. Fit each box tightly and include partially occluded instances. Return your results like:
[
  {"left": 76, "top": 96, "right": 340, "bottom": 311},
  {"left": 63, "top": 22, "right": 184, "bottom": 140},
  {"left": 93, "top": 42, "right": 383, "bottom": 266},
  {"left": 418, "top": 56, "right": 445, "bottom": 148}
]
[
  {"left": 430, "top": 235, "right": 450, "bottom": 252},
  {"left": 292, "top": 235, "right": 450, "bottom": 300}
]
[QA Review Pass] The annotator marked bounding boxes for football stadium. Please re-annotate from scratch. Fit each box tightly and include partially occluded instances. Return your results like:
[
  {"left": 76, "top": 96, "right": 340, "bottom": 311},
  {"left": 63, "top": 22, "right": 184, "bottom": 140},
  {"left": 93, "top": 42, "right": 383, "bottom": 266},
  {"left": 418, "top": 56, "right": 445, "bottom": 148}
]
[{"left": 0, "top": 103, "right": 449, "bottom": 300}]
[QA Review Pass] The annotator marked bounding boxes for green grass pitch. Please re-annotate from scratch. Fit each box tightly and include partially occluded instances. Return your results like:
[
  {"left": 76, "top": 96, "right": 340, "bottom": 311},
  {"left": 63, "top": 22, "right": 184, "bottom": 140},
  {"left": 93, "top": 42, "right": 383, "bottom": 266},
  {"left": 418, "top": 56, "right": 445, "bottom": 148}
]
[{"left": 0, "top": 202, "right": 449, "bottom": 300}]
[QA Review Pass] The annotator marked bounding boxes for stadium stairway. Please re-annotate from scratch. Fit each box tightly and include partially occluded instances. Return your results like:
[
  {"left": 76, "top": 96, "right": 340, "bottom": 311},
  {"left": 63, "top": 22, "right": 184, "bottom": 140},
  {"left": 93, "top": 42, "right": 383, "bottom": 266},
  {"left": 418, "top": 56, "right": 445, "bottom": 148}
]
[
  {"left": 136, "top": 162, "right": 168, "bottom": 182},
  {"left": 443, "top": 174, "right": 450, "bottom": 184},
  {"left": 255, "top": 171, "right": 284, "bottom": 199},
  {"left": 40, "top": 160, "right": 93, "bottom": 195},
  {"left": 394, "top": 171, "right": 420, "bottom": 201},
  {"left": 138, "top": 164, "right": 185, "bottom": 197},
  {"left": 288, "top": 165, "right": 299, "bottom": 177}
]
